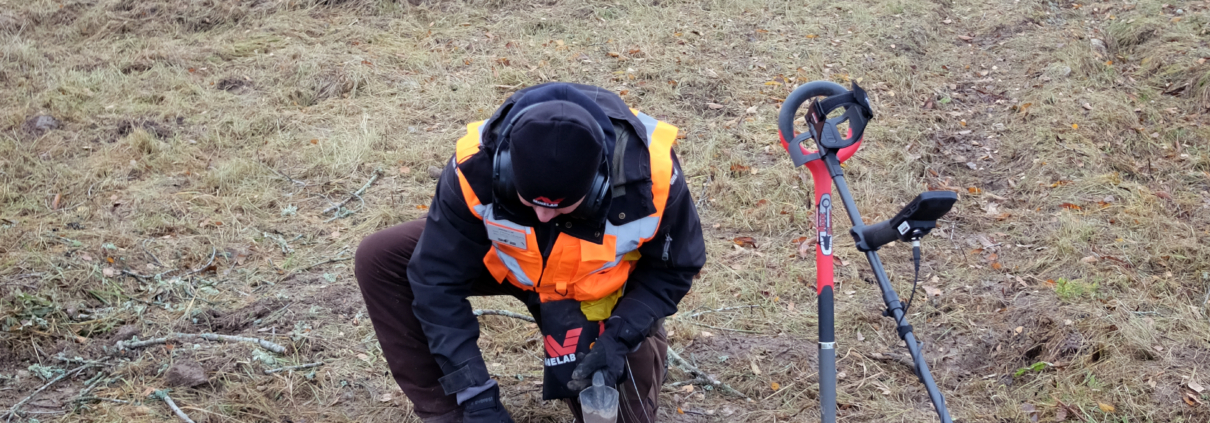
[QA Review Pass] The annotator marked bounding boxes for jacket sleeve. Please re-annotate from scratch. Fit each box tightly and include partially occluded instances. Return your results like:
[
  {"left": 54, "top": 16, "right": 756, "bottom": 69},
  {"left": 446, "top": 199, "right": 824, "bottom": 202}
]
[
  {"left": 407, "top": 157, "right": 495, "bottom": 395},
  {"left": 608, "top": 152, "right": 706, "bottom": 347}
]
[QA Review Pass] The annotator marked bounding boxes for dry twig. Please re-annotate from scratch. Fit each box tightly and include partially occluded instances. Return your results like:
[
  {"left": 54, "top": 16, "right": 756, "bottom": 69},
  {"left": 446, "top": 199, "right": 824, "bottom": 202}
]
[
  {"left": 666, "top": 348, "right": 748, "bottom": 399},
  {"left": 264, "top": 362, "right": 324, "bottom": 374},
  {"left": 153, "top": 390, "right": 195, "bottom": 423},
  {"left": 115, "top": 333, "right": 287, "bottom": 354},
  {"left": 322, "top": 168, "right": 383, "bottom": 215},
  {"left": 473, "top": 309, "right": 535, "bottom": 322},
  {"left": 3, "top": 364, "right": 94, "bottom": 422}
]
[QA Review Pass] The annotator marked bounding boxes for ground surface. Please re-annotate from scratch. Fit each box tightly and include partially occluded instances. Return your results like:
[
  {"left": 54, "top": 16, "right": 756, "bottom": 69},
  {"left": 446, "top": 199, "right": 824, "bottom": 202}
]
[{"left": 2, "top": 0, "right": 1209, "bottom": 422}]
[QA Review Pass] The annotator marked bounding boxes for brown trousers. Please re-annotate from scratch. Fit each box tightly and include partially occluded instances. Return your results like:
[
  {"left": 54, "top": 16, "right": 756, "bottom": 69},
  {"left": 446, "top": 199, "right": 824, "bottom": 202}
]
[{"left": 354, "top": 218, "right": 667, "bottom": 422}]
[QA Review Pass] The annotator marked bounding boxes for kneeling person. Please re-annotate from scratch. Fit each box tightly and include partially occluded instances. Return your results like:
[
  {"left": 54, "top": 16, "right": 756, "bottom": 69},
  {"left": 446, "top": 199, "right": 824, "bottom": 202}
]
[{"left": 354, "top": 82, "right": 706, "bottom": 422}]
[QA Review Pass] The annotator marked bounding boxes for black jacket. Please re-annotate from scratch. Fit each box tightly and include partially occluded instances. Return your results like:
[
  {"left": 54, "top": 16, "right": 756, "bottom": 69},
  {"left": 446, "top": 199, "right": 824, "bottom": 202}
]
[{"left": 407, "top": 83, "right": 707, "bottom": 393}]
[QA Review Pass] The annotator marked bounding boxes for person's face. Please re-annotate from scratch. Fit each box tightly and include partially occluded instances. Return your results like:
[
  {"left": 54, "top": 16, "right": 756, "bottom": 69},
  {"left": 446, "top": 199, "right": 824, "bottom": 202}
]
[{"left": 518, "top": 194, "right": 585, "bottom": 223}]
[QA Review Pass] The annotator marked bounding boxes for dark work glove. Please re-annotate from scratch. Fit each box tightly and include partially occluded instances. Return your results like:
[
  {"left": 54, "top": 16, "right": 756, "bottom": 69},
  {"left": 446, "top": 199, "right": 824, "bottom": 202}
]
[
  {"left": 462, "top": 384, "right": 513, "bottom": 423},
  {"left": 568, "top": 316, "right": 649, "bottom": 392},
  {"left": 567, "top": 335, "right": 627, "bottom": 391}
]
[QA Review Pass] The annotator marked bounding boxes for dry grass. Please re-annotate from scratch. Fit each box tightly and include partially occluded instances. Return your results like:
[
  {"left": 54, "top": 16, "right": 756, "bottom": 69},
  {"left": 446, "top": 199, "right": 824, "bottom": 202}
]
[{"left": 2, "top": 0, "right": 1209, "bottom": 422}]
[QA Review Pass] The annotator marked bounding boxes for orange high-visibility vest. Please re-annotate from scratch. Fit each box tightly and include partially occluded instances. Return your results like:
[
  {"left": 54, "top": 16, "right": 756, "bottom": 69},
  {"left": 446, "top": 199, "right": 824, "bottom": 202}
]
[{"left": 453, "top": 110, "right": 678, "bottom": 304}]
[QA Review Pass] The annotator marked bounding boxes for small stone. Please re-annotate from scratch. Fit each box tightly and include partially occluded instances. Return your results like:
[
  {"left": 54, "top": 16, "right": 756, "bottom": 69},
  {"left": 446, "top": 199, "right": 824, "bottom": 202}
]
[
  {"left": 111, "top": 325, "right": 141, "bottom": 342},
  {"left": 21, "top": 115, "right": 60, "bottom": 136},
  {"left": 166, "top": 360, "right": 208, "bottom": 387},
  {"left": 427, "top": 166, "right": 443, "bottom": 180}
]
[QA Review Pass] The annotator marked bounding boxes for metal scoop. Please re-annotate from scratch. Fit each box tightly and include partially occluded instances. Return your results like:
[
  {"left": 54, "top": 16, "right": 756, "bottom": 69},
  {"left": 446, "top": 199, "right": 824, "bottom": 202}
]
[{"left": 579, "top": 371, "right": 618, "bottom": 423}]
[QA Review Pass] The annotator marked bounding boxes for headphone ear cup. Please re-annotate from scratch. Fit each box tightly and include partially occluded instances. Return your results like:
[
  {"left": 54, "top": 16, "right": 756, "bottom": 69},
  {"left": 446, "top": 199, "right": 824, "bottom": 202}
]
[
  {"left": 575, "top": 162, "right": 611, "bottom": 219},
  {"left": 492, "top": 144, "right": 516, "bottom": 209}
]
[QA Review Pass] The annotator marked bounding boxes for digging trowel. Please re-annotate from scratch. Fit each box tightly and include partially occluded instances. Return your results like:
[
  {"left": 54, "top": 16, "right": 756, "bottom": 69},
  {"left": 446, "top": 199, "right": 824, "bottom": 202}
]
[{"left": 579, "top": 371, "right": 619, "bottom": 423}]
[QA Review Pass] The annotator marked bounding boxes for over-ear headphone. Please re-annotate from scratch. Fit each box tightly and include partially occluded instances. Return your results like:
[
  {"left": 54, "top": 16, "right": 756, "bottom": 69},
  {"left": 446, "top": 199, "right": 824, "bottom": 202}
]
[{"left": 491, "top": 103, "right": 612, "bottom": 222}]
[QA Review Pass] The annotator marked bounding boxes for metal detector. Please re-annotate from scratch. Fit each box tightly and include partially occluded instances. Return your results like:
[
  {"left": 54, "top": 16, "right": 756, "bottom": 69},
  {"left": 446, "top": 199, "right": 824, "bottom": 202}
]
[{"left": 777, "top": 80, "right": 956, "bottom": 423}]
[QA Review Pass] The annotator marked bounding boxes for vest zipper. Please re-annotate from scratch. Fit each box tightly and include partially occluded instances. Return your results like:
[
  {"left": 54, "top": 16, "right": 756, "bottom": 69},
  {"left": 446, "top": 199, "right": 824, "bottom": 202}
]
[{"left": 662, "top": 234, "right": 672, "bottom": 262}]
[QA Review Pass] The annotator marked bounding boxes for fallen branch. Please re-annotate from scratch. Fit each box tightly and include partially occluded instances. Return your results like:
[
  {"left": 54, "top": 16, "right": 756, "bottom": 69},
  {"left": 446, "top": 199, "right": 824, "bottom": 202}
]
[
  {"left": 473, "top": 309, "right": 535, "bottom": 322},
  {"left": 297, "top": 255, "right": 352, "bottom": 272},
  {"left": 182, "top": 247, "right": 217, "bottom": 277},
  {"left": 683, "top": 320, "right": 761, "bottom": 334},
  {"left": 153, "top": 390, "right": 195, "bottom": 423},
  {"left": 115, "top": 333, "right": 287, "bottom": 354},
  {"left": 322, "top": 169, "right": 383, "bottom": 215},
  {"left": 683, "top": 305, "right": 758, "bottom": 319},
  {"left": 3, "top": 364, "right": 94, "bottom": 422},
  {"left": 75, "top": 397, "right": 133, "bottom": 405},
  {"left": 264, "top": 362, "right": 324, "bottom": 375},
  {"left": 666, "top": 348, "right": 748, "bottom": 399}
]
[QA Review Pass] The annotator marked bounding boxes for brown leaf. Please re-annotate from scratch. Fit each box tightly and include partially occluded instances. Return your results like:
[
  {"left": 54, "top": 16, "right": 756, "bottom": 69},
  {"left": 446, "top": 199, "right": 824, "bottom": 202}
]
[
  {"left": 733, "top": 237, "right": 757, "bottom": 248},
  {"left": 991, "top": 262, "right": 1003, "bottom": 270},
  {"left": 1155, "top": 191, "right": 1172, "bottom": 200},
  {"left": 967, "top": 187, "right": 982, "bottom": 194},
  {"left": 416, "top": 204, "right": 429, "bottom": 210},
  {"left": 730, "top": 163, "right": 751, "bottom": 174},
  {"left": 52, "top": 193, "right": 61, "bottom": 210},
  {"left": 923, "top": 285, "right": 942, "bottom": 297},
  {"left": 1097, "top": 402, "right": 1114, "bottom": 413},
  {"left": 1060, "top": 203, "right": 1082, "bottom": 211},
  {"left": 797, "top": 238, "right": 815, "bottom": 259}
]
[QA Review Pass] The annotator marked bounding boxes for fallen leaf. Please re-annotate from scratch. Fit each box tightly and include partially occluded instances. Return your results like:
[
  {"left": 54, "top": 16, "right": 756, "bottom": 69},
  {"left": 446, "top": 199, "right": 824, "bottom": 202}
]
[
  {"left": 1060, "top": 203, "right": 1082, "bottom": 211},
  {"left": 700, "top": 331, "right": 714, "bottom": 338},
  {"left": 923, "top": 285, "right": 942, "bottom": 297},
  {"left": 730, "top": 163, "right": 751, "bottom": 174},
  {"left": 806, "top": 34, "right": 818, "bottom": 39},
  {"left": 991, "top": 262, "right": 1003, "bottom": 270},
  {"left": 681, "top": 385, "right": 694, "bottom": 393},
  {"left": 958, "top": 35, "right": 973, "bottom": 41},
  {"left": 968, "top": 187, "right": 982, "bottom": 194},
  {"left": 80, "top": 253, "right": 93, "bottom": 262},
  {"left": 856, "top": 331, "right": 865, "bottom": 341},
  {"left": 771, "top": 382, "right": 780, "bottom": 391},
  {"left": 1082, "top": 103, "right": 1093, "bottom": 110},
  {"left": 1189, "top": 380, "right": 1205, "bottom": 393},
  {"left": 1186, "top": 391, "right": 1205, "bottom": 406},
  {"left": 750, "top": 360, "right": 762, "bottom": 375},
  {"left": 1098, "top": 402, "right": 1114, "bottom": 413},
  {"left": 706, "top": 102, "right": 724, "bottom": 109},
  {"left": 102, "top": 267, "right": 117, "bottom": 277},
  {"left": 416, "top": 205, "right": 429, "bottom": 210},
  {"left": 52, "top": 193, "right": 61, "bottom": 210},
  {"left": 379, "top": 393, "right": 392, "bottom": 403},
  {"left": 677, "top": 407, "right": 684, "bottom": 414},
  {"left": 310, "top": 139, "right": 318, "bottom": 145},
  {"left": 1081, "top": 256, "right": 1098, "bottom": 263},
  {"left": 400, "top": 166, "right": 411, "bottom": 174},
  {"left": 733, "top": 237, "right": 757, "bottom": 248}
]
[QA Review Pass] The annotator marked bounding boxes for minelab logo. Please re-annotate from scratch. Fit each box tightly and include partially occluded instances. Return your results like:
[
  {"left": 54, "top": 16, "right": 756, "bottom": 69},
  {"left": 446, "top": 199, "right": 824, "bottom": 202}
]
[
  {"left": 543, "top": 328, "right": 581, "bottom": 367},
  {"left": 818, "top": 194, "right": 833, "bottom": 256},
  {"left": 531, "top": 196, "right": 564, "bottom": 208}
]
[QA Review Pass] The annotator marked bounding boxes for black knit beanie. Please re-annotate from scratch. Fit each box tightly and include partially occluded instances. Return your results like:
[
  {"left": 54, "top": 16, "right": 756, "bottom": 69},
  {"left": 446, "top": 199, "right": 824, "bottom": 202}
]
[{"left": 506, "top": 100, "right": 606, "bottom": 209}]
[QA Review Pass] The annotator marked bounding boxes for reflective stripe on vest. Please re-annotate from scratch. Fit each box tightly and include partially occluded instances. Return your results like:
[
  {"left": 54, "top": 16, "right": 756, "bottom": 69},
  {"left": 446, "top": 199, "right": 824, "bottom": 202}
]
[{"left": 453, "top": 111, "right": 677, "bottom": 302}]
